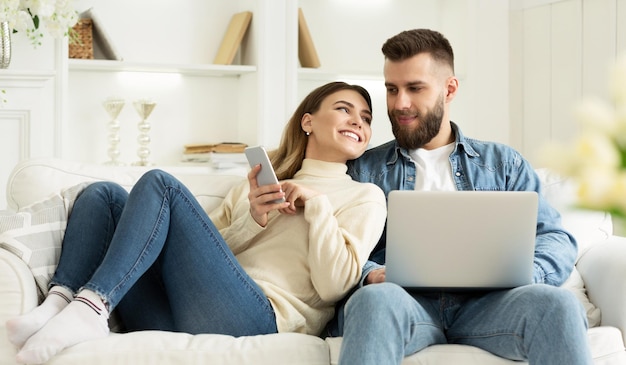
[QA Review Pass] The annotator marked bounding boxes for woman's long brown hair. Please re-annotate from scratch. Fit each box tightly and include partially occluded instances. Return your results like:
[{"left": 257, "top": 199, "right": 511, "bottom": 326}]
[{"left": 269, "top": 81, "right": 372, "bottom": 180}]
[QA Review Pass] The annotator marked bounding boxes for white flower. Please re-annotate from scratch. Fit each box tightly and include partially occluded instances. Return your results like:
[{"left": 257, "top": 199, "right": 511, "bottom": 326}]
[
  {"left": 576, "top": 166, "right": 618, "bottom": 211},
  {"left": 573, "top": 132, "right": 621, "bottom": 170},
  {"left": 542, "top": 53, "right": 626, "bottom": 218},
  {"left": 575, "top": 97, "right": 616, "bottom": 134},
  {"left": 27, "top": 0, "right": 55, "bottom": 18},
  {"left": 0, "top": 0, "right": 78, "bottom": 47},
  {"left": 0, "top": 0, "right": 20, "bottom": 26}
]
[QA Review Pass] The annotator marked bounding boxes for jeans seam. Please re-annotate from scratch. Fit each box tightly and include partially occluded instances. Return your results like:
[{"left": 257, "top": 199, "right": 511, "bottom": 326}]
[
  {"left": 96, "top": 185, "right": 171, "bottom": 306},
  {"left": 195, "top": 192, "right": 275, "bottom": 318},
  {"left": 166, "top": 183, "right": 274, "bottom": 319}
]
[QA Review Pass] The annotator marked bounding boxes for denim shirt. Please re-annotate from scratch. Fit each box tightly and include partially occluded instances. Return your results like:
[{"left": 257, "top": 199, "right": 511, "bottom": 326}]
[{"left": 347, "top": 122, "right": 577, "bottom": 288}]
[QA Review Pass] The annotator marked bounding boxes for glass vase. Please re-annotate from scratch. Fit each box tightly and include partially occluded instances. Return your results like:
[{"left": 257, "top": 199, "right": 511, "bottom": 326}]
[{"left": 0, "top": 22, "right": 11, "bottom": 69}]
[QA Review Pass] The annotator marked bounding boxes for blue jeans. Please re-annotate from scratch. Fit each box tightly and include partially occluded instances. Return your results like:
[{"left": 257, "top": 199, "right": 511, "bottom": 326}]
[
  {"left": 50, "top": 170, "right": 277, "bottom": 336},
  {"left": 338, "top": 282, "right": 592, "bottom": 365}
]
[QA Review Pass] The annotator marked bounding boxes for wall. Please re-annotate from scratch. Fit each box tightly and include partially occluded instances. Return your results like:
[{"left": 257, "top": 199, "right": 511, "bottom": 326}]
[{"left": 510, "top": 0, "right": 626, "bottom": 166}]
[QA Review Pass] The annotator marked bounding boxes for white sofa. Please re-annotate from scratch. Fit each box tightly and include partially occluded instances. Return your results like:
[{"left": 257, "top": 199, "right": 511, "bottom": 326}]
[{"left": 1, "top": 158, "right": 626, "bottom": 365}]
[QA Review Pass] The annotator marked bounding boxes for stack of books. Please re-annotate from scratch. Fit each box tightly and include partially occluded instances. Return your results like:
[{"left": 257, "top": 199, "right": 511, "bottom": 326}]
[{"left": 182, "top": 142, "right": 248, "bottom": 169}]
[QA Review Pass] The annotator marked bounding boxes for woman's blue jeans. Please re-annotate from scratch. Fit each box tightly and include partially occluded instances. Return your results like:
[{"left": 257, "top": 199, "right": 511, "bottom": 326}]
[
  {"left": 50, "top": 170, "right": 278, "bottom": 336},
  {"left": 338, "top": 282, "right": 593, "bottom": 365}
]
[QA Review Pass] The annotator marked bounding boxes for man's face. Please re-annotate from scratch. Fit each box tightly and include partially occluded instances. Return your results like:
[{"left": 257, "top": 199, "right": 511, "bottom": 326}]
[{"left": 384, "top": 53, "right": 448, "bottom": 150}]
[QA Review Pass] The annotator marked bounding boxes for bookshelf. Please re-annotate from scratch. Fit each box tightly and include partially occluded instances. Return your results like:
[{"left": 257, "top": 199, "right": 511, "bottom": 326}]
[
  {"left": 68, "top": 59, "right": 256, "bottom": 77},
  {"left": 62, "top": 0, "right": 505, "bottom": 165}
]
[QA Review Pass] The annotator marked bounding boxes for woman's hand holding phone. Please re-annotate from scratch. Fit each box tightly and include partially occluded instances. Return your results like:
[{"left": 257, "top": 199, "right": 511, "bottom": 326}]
[
  {"left": 247, "top": 164, "right": 289, "bottom": 227},
  {"left": 244, "top": 146, "right": 321, "bottom": 223}
]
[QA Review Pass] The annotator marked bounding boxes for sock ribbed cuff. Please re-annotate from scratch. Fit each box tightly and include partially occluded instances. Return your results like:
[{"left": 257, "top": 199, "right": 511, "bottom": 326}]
[
  {"left": 49, "top": 290, "right": 72, "bottom": 304},
  {"left": 75, "top": 289, "right": 109, "bottom": 319}
]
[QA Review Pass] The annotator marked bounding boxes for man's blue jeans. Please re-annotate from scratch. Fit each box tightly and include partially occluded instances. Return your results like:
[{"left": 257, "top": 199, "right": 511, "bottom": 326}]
[
  {"left": 338, "top": 282, "right": 592, "bottom": 364},
  {"left": 50, "top": 170, "right": 278, "bottom": 336}
]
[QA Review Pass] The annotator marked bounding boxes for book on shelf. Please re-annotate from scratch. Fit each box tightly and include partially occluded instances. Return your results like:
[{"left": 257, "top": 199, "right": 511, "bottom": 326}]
[
  {"left": 182, "top": 142, "right": 248, "bottom": 169},
  {"left": 298, "top": 8, "right": 320, "bottom": 68},
  {"left": 184, "top": 142, "right": 248, "bottom": 154},
  {"left": 181, "top": 151, "right": 248, "bottom": 169},
  {"left": 213, "top": 11, "right": 253, "bottom": 65},
  {"left": 80, "top": 7, "right": 123, "bottom": 61}
]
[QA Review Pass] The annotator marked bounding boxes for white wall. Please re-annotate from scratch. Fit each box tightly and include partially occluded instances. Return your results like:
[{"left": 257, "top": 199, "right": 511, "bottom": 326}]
[{"left": 510, "top": 0, "right": 626, "bottom": 166}]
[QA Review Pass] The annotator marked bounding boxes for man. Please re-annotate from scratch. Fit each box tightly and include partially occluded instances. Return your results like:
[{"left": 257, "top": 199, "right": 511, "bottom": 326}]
[{"left": 335, "top": 29, "right": 592, "bottom": 364}]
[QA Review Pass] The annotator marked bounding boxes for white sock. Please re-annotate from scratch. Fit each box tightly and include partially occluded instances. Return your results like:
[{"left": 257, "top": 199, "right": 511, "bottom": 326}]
[
  {"left": 6, "top": 286, "right": 73, "bottom": 348},
  {"left": 16, "top": 289, "right": 109, "bottom": 364}
]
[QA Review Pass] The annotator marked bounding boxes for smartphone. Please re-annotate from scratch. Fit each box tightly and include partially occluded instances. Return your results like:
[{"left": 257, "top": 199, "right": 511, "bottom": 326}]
[{"left": 244, "top": 146, "right": 285, "bottom": 203}]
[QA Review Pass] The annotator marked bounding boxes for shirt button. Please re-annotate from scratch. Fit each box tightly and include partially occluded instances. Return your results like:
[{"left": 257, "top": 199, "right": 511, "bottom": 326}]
[{"left": 455, "top": 172, "right": 461, "bottom": 177}]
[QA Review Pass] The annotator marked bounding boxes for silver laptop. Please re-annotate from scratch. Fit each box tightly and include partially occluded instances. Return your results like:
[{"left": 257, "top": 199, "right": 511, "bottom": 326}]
[{"left": 385, "top": 190, "right": 538, "bottom": 290}]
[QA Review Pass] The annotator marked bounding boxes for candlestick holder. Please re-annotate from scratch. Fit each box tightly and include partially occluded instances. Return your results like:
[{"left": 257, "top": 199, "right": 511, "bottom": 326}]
[
  {"left": 102, "top": 97, "right": 126, "bottom": 166},
  {"left": 132, "top": 98, "right": 157, "bottom": 166}
]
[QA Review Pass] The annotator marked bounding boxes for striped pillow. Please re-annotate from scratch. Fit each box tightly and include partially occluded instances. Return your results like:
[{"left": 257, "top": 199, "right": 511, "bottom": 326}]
[{"left": 0, "top": 182, "right": 90, "bottom": 302}]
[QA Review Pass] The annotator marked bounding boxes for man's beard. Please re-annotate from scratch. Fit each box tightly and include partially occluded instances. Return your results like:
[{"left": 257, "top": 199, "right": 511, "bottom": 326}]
[{"left": 389, "top": 94, "right": 445, "bottom": 150}]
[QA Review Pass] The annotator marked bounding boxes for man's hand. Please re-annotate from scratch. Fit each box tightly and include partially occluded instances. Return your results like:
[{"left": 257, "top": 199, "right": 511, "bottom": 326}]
[{"left": 365, "top": 268, "right": 386, "bottom": 284}]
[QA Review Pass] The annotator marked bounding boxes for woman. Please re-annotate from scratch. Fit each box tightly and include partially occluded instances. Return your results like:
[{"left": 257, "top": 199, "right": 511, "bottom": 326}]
[{"left": 7, "top": 82, "right": 387, "bottom": 364}]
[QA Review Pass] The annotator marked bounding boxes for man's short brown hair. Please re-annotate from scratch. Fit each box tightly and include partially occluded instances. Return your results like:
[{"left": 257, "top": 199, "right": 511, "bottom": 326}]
[{"left": 382, "top": 29, "right": 455, "bottom": 74}]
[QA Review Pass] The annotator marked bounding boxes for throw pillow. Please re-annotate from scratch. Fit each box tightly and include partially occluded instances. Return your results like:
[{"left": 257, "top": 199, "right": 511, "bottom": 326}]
[
  {"left": 561, "top": 267, "right": 602, "bottom": 327},
  {"left": 0, "top": 182, "right": 90, "bottom": 302}
]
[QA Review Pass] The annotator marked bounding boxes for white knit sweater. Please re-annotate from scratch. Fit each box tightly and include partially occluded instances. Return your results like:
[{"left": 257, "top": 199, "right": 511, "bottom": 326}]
[{"left": 209, "top": 159, "right": 387, "bottom": 335}]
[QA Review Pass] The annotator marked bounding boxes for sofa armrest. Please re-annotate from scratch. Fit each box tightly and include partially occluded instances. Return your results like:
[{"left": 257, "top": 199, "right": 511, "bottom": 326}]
[
  {"left": 577, "top": 236, "right": 626, "bottom": 345},
  {"left": 0, "top": 247, "right": 38, "bottom": 315},
  {"left": 0, "top": 247, "right": 39, "bottom": 363}
]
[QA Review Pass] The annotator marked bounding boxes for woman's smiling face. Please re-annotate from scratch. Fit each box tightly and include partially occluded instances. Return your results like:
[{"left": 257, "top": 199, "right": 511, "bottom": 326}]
[{"left": 302, "top": 89, "right": 373, "bottom": 163}]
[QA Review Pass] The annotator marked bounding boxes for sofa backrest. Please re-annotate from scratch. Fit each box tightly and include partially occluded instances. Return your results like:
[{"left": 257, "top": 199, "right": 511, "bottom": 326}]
[
  {"left": 5, "top": 158, "right": 246, "bottom": 214},
  {"left": 5, "top": 159, "right": 613, "bottom": 260}
]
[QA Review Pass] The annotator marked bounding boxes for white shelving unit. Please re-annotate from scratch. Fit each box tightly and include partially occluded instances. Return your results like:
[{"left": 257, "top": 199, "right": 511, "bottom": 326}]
[
  {"left": 3, "top": 0, "right": 512, "bottom": 169},
  {"left": 64, "top": 0, "right": 300, "bottom": 165},
  {"left": 68, "top": 59, "right": 256, "bottom": 77}
]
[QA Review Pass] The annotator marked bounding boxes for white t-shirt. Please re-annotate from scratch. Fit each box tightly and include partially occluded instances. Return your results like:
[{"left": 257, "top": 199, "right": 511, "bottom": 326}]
[{"left": 409, "top": 143, "right": 456, "bottom": 191}]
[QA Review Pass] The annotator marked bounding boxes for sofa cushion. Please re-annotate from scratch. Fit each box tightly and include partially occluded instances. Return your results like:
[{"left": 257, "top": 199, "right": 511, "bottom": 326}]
[
  {"left": 0, "top": 183, "right": 89, "bottom": 301},
  {"left": 561, "top": 267, "right": 601, "bottom": 327},
  {"left": 47, "top": 332, "right": 329, "bottom": 365},
  {"left": 326, "top": 326, "right": 626, "bottom": 364}
]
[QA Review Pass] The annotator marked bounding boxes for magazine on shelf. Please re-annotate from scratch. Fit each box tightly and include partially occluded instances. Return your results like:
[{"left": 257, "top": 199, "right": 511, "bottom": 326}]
[{"left": 181, "top": 152, "right": 247, "bottom": 169}]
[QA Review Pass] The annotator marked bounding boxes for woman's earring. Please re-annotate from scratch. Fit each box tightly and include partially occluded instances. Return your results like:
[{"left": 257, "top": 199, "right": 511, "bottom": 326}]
[{"left": 305, "top": 131, "right": 310, "bottom": 136}]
